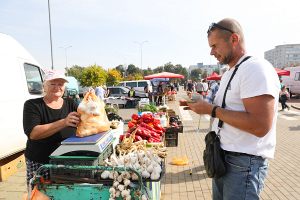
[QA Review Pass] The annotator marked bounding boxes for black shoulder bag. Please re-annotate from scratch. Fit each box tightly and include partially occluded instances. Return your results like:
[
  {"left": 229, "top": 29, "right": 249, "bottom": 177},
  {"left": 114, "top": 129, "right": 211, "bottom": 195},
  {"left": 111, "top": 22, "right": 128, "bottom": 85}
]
[{"left": 203, "top": 56, "right": 251, "bottom": 179}]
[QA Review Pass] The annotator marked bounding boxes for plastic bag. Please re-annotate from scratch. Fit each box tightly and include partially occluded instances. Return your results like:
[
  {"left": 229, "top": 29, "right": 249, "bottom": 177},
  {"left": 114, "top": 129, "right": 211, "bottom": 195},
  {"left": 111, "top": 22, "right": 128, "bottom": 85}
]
[
  {"left": 173, "top": 155, "right": 188, "bottom": 165},
  {"left": 76, "top": 92, "right": 110, "bottom": 137},
  {"left": 201, "top": 91, "right": 205, "bottom": 96},
  {"left": 22, "top": 185, "right": 51, "bottom": 200}
]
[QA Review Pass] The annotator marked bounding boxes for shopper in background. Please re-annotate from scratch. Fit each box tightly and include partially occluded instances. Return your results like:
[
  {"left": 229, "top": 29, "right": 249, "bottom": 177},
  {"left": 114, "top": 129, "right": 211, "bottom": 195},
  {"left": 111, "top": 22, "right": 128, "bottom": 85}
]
[{"left": 279, "top": 86, "right": 290, "bottom": 111}]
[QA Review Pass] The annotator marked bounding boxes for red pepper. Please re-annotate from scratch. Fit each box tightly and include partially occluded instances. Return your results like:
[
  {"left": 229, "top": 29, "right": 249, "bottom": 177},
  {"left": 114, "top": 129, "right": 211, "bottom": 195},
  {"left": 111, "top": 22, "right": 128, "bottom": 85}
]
[
  {"left": 141, "top": 114, "right": 152, "bottom": 124},
  {"left": 135, "top": 125, "right": 152, "bottom": 138},
  {"left": 119, "top": 134, "right": 130, "bottom": 141},
  {"left": 140, "top": 122, "right": 156, "bottom": 131},
  {"left": 128, "top": 121, "right": 135, "bottom": 128},
  {"left": 127, "top": 127, "right": 136, "bottom": 133},
  {"left": 153, "top": 123, "right": 162, "bottom": 131},
  {"left": 155, "top": 130, "right": 163, "bottom": 135},
  {"left": 153, "top": 118, "right": 161, "bottom": 124},
  {"left": 132, "top": 114, "right": 140, "bottom": 120},
  {"left": 148, "top": 137, "right": 161, "bottom": 143},
  {"left": 134, "top": 135, "right": 143, "bottom": 142},
  {"left": 151, "top": 132, "right": 160, "bottom": 139}
]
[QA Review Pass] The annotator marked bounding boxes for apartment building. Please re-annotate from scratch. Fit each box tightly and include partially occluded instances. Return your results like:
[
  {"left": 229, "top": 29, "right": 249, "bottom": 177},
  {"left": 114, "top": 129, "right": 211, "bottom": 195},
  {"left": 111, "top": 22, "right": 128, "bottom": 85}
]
[{"left": 264, "top": 44, "right": 300, "bottom": 69}]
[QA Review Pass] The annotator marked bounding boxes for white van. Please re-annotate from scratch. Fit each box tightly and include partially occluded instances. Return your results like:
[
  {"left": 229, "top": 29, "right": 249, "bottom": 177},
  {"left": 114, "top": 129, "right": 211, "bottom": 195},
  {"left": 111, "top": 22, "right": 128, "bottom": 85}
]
[
  {"left": 281, "top": 66, "right": 300, "bottom": 97},
  {"left": 117, "top": 80, "right": 152, "bottom": 92},
  {"left": 0, "top": 33, "right": 44, "bottom": 159}
]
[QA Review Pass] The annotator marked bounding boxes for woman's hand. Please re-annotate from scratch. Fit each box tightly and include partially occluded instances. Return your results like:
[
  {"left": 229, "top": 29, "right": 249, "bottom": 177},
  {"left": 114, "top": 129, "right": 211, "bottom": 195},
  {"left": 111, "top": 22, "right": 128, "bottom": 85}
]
[{"left": 64, "top": 112, "right": 81, "bottom": 127}]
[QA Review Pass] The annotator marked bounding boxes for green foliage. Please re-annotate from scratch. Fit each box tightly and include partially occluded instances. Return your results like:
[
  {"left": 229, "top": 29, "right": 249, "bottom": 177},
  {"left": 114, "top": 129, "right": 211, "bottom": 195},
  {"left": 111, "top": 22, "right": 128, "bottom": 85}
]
[
  {"left": 153, "top": 66, "right": 163, "bottom": 73},
  {"left": 163, "top": 62, "right": 175, "bottom": 72},
  {"left": 115, "top": 65, "right": 125, "bottom": 74},
  {"left": 65, "top": 65, "right": 85, "bottom": 79},
  {"left": 77, "top": 64, "right": 106, "bottom": 88},
  {"left": 142, "top": 104, "right": 158, "bottom": 113},
  {"left": 106, "top": 69, "right": 123, "bottom": 86},
  {"left": 202, "top": 71, "right": 208, "bottom": 78},
  {"left": 105, "top": 104, "right": 119, "bottom": 115},
  {"left": 191, "top": 68, "right": 202, "bottom": 81},
  {"left": 213, "top": 69, "right": 220, "bottom": 74},
  {"left": 127, "top": 64, "right": 139, "bottom": 74}
]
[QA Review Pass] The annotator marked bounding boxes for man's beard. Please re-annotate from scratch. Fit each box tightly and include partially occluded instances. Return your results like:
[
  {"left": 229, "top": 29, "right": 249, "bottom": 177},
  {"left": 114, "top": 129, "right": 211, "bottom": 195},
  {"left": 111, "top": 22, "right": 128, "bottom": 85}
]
[{"left": 219, "top": 50, "right": 233, "bottom": 65}]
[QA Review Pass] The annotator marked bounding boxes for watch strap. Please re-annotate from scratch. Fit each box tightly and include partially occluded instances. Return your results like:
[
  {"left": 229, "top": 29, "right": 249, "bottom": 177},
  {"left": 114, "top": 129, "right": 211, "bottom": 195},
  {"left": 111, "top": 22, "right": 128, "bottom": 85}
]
[{"left": 212, "top": 106, "right": 219, "bottom": 118}]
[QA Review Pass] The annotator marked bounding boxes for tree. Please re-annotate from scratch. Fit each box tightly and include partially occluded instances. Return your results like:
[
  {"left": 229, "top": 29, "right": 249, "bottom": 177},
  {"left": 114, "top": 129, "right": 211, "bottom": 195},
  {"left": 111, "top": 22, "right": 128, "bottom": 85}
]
[
  {"left": 114, "top": 65, "right": 125, "bottom": 74},
  {"left": 163, "top": 62, "right": 175, "bottom": 72},
  {"left": 143, "top": 67, "right": 153, "bottom": 76},
  {"left": 65, "top": 65, "right": 85, "bottom": 79},
  {"left": 213, "top": 68, "right": 220, "bottom": 74},
  {"left": 191, "top": 68, "right": 202, "bottom": 81},
  {"left": 127, "top": 64, "right": 140, "bottom": 75},
  {"left": 106, "top": 69, "right": 123, "bottom": 86},
  {"left": 77, "top": 64, "right": 106, "bottom": 88},
  {"left": 283, "top": 62, "right": 300, "bottom": 69},
  {"left": 124, "top": 73, "right": 143, "bottom": 81},
  {"left": 153, "top": 66, "right": 163, "bottom": 73},
  {"left": 202, "top": 71, "right": 208, "bottom": 79}
]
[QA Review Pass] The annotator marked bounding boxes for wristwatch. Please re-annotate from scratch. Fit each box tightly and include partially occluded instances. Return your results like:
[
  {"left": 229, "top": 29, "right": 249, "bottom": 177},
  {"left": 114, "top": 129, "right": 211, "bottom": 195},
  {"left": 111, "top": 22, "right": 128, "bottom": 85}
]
[{"left": 211, "top": 106, "right": 219, "bottom": 118}]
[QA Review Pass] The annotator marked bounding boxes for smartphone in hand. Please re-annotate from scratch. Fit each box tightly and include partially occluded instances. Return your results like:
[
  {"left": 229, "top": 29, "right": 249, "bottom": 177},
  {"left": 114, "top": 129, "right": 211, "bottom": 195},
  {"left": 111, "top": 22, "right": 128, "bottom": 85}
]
[{"left": 183, "top": 97, "right": 196, "bottom": 103}]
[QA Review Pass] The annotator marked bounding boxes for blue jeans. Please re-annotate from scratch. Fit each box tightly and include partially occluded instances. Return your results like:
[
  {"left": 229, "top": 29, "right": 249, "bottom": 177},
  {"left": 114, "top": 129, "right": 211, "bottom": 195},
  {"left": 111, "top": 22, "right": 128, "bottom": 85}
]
[{"left": 212, "top": 154, "right": 268, "bottom": 200}]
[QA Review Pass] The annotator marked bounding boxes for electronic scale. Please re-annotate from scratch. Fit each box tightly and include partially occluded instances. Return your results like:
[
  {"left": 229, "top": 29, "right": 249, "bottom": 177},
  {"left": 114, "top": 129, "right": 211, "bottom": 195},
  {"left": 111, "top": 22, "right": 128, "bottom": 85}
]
[{"left": 50, "top": 129, "right": 113, "bottom": 157}]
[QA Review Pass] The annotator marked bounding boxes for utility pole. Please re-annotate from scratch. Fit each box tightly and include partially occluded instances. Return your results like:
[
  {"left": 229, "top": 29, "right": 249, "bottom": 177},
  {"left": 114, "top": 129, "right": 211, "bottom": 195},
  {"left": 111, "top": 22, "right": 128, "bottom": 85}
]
[
  {"left": 134, "top": 41, "right": 148, "bottom": 76},
  {"left": 48, "top": 0, "right": 54, "bottom": 69},
  {"left": 60, "top": 46, "right": 72, "bottom": 76}
]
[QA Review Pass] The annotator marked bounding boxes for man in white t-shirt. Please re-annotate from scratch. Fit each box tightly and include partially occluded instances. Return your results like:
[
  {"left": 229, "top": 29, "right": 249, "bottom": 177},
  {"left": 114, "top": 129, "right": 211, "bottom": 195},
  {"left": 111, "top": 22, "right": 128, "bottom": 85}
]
[{"left": 180, "top": 18, "right": 280, "bottom": 200}]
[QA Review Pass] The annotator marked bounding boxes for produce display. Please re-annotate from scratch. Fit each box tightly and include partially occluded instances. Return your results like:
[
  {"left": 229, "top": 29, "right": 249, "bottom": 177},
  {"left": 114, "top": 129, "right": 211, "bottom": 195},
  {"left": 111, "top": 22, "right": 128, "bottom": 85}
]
[
  {"left": 110, "top": 120, "right": 121, "bottom": 129},
  {"left": 140, "top": 104, "right": 158, "bottom": 113},
  {"left": 123, "top": 114, "right": 166, "bottom": 143},
  {"left": 76, "top": 92, "right": 110, "bottom": 137}
]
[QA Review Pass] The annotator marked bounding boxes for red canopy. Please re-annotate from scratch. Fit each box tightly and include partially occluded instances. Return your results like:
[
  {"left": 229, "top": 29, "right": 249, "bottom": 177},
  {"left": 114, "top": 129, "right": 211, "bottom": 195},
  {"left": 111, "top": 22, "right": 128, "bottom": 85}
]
[
  {"left": 275, "top": 68, "right": 290, "bottom": 76},
  {"left": 143, "top": 72, "right": 184, "bottom": 79},
  {"left": 204, "top": 72, "right": 221, "bottom": 80}
]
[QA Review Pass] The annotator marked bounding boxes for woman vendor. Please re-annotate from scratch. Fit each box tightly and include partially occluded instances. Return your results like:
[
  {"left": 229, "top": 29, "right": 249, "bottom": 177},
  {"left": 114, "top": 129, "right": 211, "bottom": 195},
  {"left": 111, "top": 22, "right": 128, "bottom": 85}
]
[{"left": 23, "top": 70, "right": 92, "bottom": 189}]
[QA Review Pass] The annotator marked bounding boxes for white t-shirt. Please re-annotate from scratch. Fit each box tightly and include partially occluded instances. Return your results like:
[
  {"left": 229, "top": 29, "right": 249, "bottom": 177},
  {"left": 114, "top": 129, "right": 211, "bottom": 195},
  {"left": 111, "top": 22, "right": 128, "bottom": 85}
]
[
  {"left": 203, "top": 83, "right": 208, "bottom": 91},
  {"left": 212, "top": 54, "right": 280, "bottom": 159}
]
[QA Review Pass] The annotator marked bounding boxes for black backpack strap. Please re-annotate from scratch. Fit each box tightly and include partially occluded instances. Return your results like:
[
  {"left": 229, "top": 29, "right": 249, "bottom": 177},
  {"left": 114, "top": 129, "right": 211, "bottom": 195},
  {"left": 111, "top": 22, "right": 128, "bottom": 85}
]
[{"left": 217, "top": 56, "right": 251, "bottom": 129}]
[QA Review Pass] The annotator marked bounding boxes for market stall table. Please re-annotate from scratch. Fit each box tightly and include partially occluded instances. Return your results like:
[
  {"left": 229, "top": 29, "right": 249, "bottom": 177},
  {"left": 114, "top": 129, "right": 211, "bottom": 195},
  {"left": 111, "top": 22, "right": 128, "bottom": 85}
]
[
  {"left": 149, "top": 94, "right": 166, "bottom": 105},
  {"left": 104, "top": 97, "right": 127, "bottom": 108}
]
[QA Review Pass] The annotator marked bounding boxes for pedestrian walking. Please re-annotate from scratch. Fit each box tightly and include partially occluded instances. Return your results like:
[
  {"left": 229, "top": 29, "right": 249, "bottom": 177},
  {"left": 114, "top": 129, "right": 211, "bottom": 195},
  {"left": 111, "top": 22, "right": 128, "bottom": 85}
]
[
  {"left": 196, "top": 80, "right": 203, "bottom": 96},
  {"left": 202, "top": 79, "right": 208, "bottom": 98},
  {"left": 95, "top": 85, "right": 105, "bottom": 100},
  {"left": 279, "top": 86, "right": 290, "bottom": 111},
  {"left": 180, "top": 18, "right": 280, "bottom": 200}
]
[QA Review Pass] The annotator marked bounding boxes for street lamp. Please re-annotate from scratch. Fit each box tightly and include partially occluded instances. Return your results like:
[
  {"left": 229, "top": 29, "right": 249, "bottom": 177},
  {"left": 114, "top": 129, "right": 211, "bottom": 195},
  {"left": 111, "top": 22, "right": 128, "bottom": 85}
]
[
  {"left": 59, "top": 46, "right": 72, "bottom": 76},
  {"left": 134, "top": 41, "right": 148, "bottom": 76}
]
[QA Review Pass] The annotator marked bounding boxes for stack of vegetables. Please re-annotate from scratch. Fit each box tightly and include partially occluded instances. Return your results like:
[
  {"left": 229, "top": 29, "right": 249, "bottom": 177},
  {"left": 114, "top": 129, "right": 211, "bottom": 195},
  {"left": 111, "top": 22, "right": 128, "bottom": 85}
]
[{"left": 120, "top": 114, "right": 166, "bottom": 143}]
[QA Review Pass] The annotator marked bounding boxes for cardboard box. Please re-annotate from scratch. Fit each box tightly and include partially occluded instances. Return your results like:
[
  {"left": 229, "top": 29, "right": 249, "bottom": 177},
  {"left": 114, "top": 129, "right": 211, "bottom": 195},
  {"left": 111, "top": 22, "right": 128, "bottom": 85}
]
[
  {"left": 167, "top": 109, "right": 176, "bottom": 117},
  {"left": 0, "top": 151, "right": 25, "bottom": 181},
  {"left": 167, "top": 95, "right": 175, "bottom": 103}
]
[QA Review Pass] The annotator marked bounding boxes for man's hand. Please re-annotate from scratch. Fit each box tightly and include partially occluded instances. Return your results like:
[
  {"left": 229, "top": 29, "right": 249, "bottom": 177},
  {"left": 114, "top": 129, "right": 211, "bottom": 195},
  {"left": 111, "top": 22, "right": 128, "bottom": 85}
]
[{"left": 179, "top": 99, "right": 215, "bottom": 115}]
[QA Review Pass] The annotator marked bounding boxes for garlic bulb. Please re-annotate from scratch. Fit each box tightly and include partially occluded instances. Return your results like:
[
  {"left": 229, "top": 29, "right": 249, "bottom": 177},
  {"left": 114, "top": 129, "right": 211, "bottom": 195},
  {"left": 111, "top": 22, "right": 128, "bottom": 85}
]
[
  {"left": 109, "top": 187, "right": 116, "bottom": 194},
  {"left": 142, "top": 170, "right": 150, "bottom": 178},
  {"left": 125, "top": 195, "right": 131, "bottom": 200},
  {"left": 101, "top": 171, "right": 110, "bottom": 179},
  {"left": 150, "top": 167, "right": 160, "bottom": 180},
  {"left": 133, "top": 162, "right": 141, "bottom": 170},
  {"left": 154, "top": 150, "right": 162, "bottom": 164},
  {"left": 131, "top": 157, "right": 137, "bottom": 165},
  {"left": 117, "top": 175, "right": 123, "bottom": 182},
  {"left": 124, "top": 178, "right": 131, "bottom": 186},
  {"left": 110, "top": 193, "right": 116, "bottom": 198},
  {"left": 147, "top": 164, "right": 153, "bottom": 173},
  {"left": 132, "top": 173, "right": 139, "bottom": 180},
  {"left": 121, "top": 189, "right": 130, "bottom": 197},
  {"left": 109, "top": 171, "right": 118, "bottom": 179},
  {"left": 154, "top": 166, "right": 162, "bottom": 174},
  {"left": 113, "top": 181, "right": 119, "bottom": 188},
  {"left": 141, "top": 194, "right": 148, "bottom": 200},
  {"left": 121, "top": 171, "right": 131, "bottom": 179},
  {"left": 116, "top": 190, "right": 121, "bottom": 197},
  {"left": 118, "top": 184, "right": 125, "bottom": 191}
]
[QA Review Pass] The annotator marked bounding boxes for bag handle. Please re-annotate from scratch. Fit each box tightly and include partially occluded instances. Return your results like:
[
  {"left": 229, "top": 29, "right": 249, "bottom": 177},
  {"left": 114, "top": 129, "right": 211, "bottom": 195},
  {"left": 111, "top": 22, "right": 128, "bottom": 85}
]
[{"left": 217, "top": 56, "right": 251, "bottom": 130}]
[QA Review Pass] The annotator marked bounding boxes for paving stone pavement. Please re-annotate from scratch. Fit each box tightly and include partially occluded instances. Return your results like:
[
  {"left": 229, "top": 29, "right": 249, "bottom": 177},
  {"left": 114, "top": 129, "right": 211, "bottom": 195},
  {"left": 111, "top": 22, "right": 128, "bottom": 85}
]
[{"left": 0, "top": 89, "right": 300, "bottom": 200}]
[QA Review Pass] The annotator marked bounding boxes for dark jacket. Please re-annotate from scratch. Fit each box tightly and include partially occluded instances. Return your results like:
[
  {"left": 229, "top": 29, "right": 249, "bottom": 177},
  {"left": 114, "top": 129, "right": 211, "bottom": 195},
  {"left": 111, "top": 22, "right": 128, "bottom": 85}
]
[{"left": 128, "top": 91, "right": 136, "bottom": 98}]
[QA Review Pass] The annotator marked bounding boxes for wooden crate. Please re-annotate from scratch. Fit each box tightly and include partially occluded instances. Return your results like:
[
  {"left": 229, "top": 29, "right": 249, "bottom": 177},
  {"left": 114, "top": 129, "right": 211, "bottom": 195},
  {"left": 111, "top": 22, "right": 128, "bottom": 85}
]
[{"left": 0, "top": 151, "right": 25, "bottom": 181}]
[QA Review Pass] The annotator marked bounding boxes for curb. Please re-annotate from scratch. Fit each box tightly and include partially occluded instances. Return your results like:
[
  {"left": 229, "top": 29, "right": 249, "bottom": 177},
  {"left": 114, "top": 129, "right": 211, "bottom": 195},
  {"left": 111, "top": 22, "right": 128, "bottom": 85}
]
[{"left": 291, "top": 105, "right": 300, "bottom": 110}]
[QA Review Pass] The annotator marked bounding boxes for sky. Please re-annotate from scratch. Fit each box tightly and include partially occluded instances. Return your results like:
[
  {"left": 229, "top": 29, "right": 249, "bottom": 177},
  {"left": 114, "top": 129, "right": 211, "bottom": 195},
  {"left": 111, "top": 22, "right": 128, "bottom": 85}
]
[{"left": 1, "top": 0, "right": 300, "bottom": 73}]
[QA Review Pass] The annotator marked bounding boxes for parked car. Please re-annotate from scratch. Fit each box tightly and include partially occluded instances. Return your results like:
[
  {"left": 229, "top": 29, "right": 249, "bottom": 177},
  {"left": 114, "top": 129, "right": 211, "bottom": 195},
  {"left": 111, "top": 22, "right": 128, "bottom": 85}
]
[
  {"left": 281, "top": 66, "right": 300, "bottom": 97},
  {"left": 117, "top": 80, "right": 152, "bottom": 92},
  {"left": 107, "top": 86, "right": 148, "bottom": 98}
]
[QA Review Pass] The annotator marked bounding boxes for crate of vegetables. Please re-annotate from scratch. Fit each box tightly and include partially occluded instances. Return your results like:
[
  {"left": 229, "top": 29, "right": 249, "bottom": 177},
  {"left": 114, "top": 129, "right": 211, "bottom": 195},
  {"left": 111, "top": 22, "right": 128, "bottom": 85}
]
[
  {"left": 166, "top": 120, "right": 183, "bottom": 133},
  {"left": 124, "top": 113, "right": 166, "bottom": 144}
]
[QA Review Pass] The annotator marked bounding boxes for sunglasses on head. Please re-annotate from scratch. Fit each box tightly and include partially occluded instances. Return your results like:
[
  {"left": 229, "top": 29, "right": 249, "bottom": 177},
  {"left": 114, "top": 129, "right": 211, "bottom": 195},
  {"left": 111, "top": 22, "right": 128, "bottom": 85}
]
[{"left": 207, "top": 22, "right": 234, "bottom": 34}]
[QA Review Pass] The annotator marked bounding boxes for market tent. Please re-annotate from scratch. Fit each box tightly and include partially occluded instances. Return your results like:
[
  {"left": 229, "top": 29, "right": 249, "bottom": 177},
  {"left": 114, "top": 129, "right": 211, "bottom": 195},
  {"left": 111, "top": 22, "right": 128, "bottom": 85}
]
[
  {"left": 143, "top": 72, "right": 184, "bottom": 79},
  {"left": 275, "top": 68, "right": 290, "bottom": 76},
  {"left": 204, "top": 72, "right": 221, "bottom": 80},
  {"left": 275, "top": 68, "right": 291, "bottom": 100},
  {"left": 150, "top": 78, "right": 169, "bottom": 82}
]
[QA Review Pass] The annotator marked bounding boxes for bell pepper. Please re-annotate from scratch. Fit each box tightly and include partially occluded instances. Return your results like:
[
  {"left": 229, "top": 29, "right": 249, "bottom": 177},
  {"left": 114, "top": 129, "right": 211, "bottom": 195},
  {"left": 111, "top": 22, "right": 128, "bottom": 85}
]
[
  {"left": 147, "top": 123, "right": 154, "bottom": 127},
  {"left": 132, "top": 119, "right": 138, "bottom": 124},
  {"left": 151, "top": 132, "right": 160, "bottom": 139},
  {"left": 148, "top": 137, "right": 161, "bottom": 143},
  {"left": 132, "top": 114, "right": 140, "bottom": 120},
  {"left": 119, "top": 134, "right": 130, "bottom": 141},
  {"left": 141, "top": 114, "right": 152, "bottom": 124},
  {"left": 127, "top": 127, "right": 136, "bottom": 133},
  {"left": 134, "top": 135, "right": 143, "bottom": 142},
  {"left": 155, "top": 129, "right": 163, "bottom": 136},
  {"left": 153, "top": 118, "right": 161, "bottom": 124},
  {"left": 128, "top": 121, "right": 135, "bottom": 128},
  {"left": 135, "top": 126, "right": 152, "bottom": 138},
  {"left": 140, "top": 122, "right": 156, "bottom": 131}
]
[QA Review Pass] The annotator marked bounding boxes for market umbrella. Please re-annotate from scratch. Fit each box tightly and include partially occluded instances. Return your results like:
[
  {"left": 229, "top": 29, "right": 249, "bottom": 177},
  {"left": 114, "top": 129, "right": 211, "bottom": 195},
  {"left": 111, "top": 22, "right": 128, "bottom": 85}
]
[
  {"left": 204, "top": 72, "right": 221, "bottom": 80},
  {"left": 275, "top": 68, "right": 291, "bottom": 100},
  {"left": 143, "top": 72, "right": 184, "bottom": 79}
]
